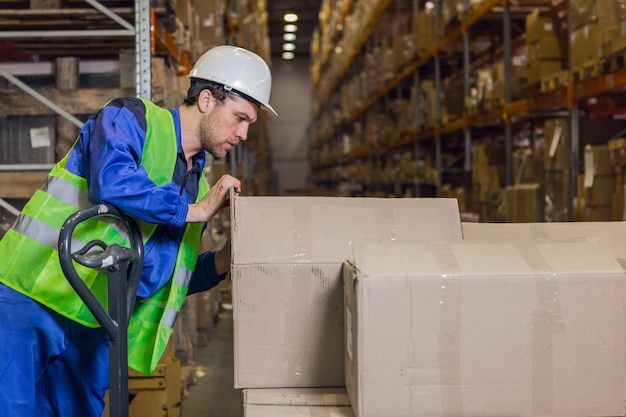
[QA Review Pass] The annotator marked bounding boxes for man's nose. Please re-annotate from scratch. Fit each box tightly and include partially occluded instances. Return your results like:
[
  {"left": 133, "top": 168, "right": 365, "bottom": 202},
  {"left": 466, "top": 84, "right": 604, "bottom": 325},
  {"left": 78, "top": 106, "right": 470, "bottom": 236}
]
[{"left": 236, "top": 124, "right": 249, "bottom": 142}]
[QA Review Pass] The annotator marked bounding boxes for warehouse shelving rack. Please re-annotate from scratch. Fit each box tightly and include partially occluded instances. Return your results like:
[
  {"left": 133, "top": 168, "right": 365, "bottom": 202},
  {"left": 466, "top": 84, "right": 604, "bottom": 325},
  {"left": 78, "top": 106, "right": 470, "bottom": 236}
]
[
  {"left": 309, "top": 0, "right": 626, "bottom": 220},
  {"left": 0, "top": 0, "right": 195, "bottom": 214}
]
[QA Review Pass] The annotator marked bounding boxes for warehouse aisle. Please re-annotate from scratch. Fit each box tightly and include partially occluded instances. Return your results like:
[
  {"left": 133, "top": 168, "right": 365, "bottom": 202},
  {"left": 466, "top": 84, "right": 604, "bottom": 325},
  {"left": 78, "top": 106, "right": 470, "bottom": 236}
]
[{"left": 182, "top": 305, "right": 242, "bottom": 417}]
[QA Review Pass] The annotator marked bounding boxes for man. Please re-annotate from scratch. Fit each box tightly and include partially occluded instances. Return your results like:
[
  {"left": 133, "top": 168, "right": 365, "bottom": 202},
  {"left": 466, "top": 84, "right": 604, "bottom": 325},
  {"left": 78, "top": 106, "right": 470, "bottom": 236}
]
[{"left": 0, "top": 45, "right": 276, "bottom": 416}]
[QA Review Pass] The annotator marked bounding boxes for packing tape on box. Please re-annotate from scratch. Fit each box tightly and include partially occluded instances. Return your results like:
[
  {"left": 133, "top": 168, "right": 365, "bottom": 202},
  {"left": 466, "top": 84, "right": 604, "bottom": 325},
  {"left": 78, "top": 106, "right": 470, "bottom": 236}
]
[
  {"left": 516, "top": 240, "right": 564, "bottom": 416},
  {"left": 435, "top": 242, "right": 464, "bottom": 417},
  {"left": 528, "top": 223, "right": 552, "bottom": 239},
  {"left": 439, "top": 240, "right": 561, "bottom": 416},
  {"left": 292, "top": 199, "right": 314, "bottom": 263}
]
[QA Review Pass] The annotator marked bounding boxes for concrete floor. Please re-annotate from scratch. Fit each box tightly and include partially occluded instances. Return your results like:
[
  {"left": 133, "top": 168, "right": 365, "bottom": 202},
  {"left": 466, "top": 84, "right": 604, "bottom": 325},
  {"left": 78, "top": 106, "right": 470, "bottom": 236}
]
[{"left": 181, "top": 306, "right": 242, "bottom": 417}]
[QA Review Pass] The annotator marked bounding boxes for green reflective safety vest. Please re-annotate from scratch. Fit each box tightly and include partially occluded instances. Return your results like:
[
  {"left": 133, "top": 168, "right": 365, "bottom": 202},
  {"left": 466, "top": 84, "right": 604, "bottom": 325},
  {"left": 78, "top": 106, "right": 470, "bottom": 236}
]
[{"left": 0, "top": 98, "right": 209, "bottom": 375}]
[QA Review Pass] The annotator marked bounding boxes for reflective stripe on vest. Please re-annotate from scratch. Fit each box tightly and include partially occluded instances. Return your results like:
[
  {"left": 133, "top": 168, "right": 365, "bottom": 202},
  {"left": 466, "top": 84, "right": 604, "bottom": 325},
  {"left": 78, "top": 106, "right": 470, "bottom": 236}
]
[{"left": 14, "top": 213, "right": 87, "bottom": 251}]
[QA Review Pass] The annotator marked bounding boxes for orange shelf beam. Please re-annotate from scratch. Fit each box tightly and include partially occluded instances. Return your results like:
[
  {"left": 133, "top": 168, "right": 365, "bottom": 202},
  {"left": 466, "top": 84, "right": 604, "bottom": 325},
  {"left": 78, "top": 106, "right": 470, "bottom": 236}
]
[{"left": 150, "top": 8, "right": 190, "bottom": 76}]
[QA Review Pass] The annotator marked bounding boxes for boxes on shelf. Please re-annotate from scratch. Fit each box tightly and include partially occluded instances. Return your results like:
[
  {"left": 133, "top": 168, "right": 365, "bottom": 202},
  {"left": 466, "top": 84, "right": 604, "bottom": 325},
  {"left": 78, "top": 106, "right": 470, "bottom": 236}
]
[
  {"left": 230, "top": 192, "right": 463, "bottom": 388},
  {"left": 184, "top": 0, "right": 229, "bottom": 58},
  {"left": 472, "top": 143, "right": 505, "bottom": 221},
  {"left": 0, "top": 116, "right": 56, "bottom": 165},
  {"left": 344, "top": 239, "right": 625, "bottom": 417},
  {"left": 545, "top": 168, "right": 571, "bottom": 222},
  {"left": 570, "top": 22, "right": 601, "bottom": 72},
  {"left": 571, "top": 0, "right": 626, "bottom": 31},
  {"left": 577, "top": 145, "right": 614, "bottom": 221},
  {"left": 412, "top": 13, "right": 435, "bottom": 53},
  {"left": 528, "top": 60, "right": 564, "bottom": 86},
  {"left": 527, "top": 35, "right": 566, "bottom": 61},
  {"left": 609, "top": 138, "right": 626, "bottom": 220},
  {"left": 526, "top": 10, "right": 561, "bottom": 43},
  {"left": 525, "top": 10, "right": 566, "bottom": 85},
  {"left": 501, "top": 183, "right": 545, "bottom": 223},
  {"left": 513, "top": 148, "right": 544, "bottom": 185}
]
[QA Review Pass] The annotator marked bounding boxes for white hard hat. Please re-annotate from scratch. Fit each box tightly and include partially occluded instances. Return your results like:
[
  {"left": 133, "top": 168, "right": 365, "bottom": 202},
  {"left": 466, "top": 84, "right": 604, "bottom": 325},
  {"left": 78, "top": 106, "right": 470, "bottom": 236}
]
[{"left": 189, "top": 45, "right": 277, "bottom": 116}]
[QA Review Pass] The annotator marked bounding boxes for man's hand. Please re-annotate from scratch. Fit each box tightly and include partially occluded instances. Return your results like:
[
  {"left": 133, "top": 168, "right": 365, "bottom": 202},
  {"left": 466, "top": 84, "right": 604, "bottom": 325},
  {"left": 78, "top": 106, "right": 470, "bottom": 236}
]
[{"left": 186, "top": 174, "right": 240, "bottom": 223}]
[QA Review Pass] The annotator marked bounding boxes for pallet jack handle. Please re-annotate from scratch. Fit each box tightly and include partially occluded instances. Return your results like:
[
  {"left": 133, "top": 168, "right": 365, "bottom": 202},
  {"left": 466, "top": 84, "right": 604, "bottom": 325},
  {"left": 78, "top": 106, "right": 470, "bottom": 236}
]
[{"left": 58, "top": 204, "right": 144, "bottom": 417}]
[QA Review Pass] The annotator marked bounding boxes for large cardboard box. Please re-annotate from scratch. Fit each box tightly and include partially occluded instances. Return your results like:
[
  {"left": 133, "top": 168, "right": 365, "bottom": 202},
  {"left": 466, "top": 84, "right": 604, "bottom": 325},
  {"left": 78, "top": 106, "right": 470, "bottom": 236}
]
[
  {"left": 243, "top": 387, "right": 353, "bottom": 416},
  {"left": 502, "top": 183, "right": 545, "bottom": 223},
  {"left": 231, "top": 194, "right": 463, "bottom": 388},
  {"left": 344, "top": 240, "right": 625, "bottom": 417},
  {"left": 526, "top": 11, "right": 561, "bottom": 43}
]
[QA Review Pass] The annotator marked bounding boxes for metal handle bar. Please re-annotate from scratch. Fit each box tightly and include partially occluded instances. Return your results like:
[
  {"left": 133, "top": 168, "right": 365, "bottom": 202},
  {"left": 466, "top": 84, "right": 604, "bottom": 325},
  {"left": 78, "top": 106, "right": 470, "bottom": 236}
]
[
  {"left": 58, "top": 203, "right": 144, "bottom": 340},
  {"left": 73, "top": 240, "right": 137, "bottom": 270}
]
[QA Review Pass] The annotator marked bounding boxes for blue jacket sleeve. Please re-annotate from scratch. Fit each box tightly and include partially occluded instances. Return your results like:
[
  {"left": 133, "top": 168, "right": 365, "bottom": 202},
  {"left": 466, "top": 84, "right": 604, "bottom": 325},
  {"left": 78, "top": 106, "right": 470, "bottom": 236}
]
[
  {"left": 187, "top": 251, "right": 228, "bottom": 295},
  {"left": 83, "top": 103, "right": 188, "bottom": 226}
]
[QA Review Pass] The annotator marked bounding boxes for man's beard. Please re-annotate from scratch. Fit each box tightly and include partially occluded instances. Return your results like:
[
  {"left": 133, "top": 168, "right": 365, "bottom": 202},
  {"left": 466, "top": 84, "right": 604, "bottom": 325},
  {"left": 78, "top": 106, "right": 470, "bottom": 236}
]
[{"left": 198, "top": 107, "right": 226, "bottom": 158}]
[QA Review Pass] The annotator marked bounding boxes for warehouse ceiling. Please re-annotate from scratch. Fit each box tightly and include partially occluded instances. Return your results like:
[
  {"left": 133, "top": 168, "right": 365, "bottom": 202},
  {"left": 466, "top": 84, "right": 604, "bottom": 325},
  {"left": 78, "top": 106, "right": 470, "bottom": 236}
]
[{"left": 266, "top": 0, "right": 322, "bottom": 59}]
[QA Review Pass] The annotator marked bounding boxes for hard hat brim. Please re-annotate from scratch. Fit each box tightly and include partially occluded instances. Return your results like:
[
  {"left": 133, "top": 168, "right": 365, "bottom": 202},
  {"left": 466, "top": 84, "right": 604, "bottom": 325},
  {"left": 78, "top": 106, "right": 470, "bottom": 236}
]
[{"left": 263, "top": 103, "right": 278, "bottom": 117}]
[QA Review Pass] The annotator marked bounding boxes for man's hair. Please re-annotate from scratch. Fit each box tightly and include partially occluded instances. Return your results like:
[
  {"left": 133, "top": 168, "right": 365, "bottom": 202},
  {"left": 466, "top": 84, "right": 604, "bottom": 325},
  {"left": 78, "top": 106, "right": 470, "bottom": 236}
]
[{"left": 183, "top": 79, "right": 229, "bottom": 106}]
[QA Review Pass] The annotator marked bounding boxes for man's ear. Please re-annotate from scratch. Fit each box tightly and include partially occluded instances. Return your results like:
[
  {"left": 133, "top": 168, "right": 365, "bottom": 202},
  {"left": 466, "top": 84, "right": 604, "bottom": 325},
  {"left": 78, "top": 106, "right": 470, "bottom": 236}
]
[{"left": 197, "top": 88, "right": 214, "bottom": 113}]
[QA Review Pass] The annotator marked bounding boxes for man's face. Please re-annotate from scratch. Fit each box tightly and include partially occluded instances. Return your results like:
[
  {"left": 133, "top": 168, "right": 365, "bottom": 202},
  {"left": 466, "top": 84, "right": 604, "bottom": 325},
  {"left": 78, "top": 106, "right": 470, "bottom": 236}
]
[{"left": 199, "top": 95, "right": 258, "bottom": 159}]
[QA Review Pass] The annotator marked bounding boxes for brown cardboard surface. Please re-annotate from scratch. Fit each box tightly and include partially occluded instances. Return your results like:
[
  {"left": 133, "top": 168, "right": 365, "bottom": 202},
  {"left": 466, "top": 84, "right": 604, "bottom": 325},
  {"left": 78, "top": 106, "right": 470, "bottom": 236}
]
[
  {"left": 502, "top": 183, "right": 545, "bottom": 222},
  {"left": 526, "top": 11, "right": 558, "bottom": 42},
  {"left": 528, "top": 60, "right": 563, "bottom": 85},
  {"left": 345, "top": 239, "right": 625, "bottom": 417},
  {"left": 528, "top": 36, "right": 566, "bottom": 60},
  {"left": 462, "top": 221, "right": 626, "bottom": 262},
  {"left": 243, "top": 387, "right": 350, "bottom": 406},
  {"left": 244, "top": 404, "right": 354, "bottom": 417},
  {"left": 231, "top": 193, "right": 463, "bottom": 388}
]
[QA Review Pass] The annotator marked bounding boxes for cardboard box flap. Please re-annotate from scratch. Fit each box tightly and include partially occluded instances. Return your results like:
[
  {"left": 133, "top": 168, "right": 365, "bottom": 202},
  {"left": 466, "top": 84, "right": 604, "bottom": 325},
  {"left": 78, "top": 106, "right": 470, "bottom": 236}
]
[
  {"left": 462, "top": 221, "right": 626, "bottom": 262},
  {"left": 231, "top": 192, "right": 462, "bottom": 265},
  {"left": 243, "top": 388, "right": 350, "bottom": 406},
  {"left": 351, "top": 239, "right": 624, "bottom": 277}
]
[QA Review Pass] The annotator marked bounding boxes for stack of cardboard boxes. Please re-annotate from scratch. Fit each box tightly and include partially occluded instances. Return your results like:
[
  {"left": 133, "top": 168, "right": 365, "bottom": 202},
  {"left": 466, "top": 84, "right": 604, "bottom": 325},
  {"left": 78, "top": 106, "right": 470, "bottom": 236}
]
[
  {"left": 572, "top": 0, "right": 626, "bottom": 72},
  {"left": 413, "top": 12, "right": 436, "bottom": 55},
  {"left": 500, "top": 148, "right": 545, "bottom": 223},
  {"left": 230, "top": 193, "right": 464, "bottom": 414},
  {"left": 231, "top": 192, "right": 626, "bottom": 416},
  {"left": 471, "top": 143, "right": 505, "bottom": 222},
  {"left": 609, "top": 137, "right": 626, "bottom": 221},
  {"left": 575, "top": 145, "right": 615, "bottom": 221},
  {"left": 525, "top": 10, "right": 567, "bottom": 88}
]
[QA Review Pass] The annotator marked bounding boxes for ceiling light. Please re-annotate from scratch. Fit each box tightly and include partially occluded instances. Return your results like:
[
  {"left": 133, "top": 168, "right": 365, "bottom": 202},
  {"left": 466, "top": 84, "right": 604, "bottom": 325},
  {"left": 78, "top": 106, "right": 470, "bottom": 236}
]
[
  {"left": 284, "top": 13, "right": 298, "bottom": 23},
  {"left": 283, "top": 33, "right": 296, "bottom": 42},
  {"left": 284, "top": 24, "right": 298, "bottom": 32},
  {"left": 282, "top": 52, "right": 295, "bottom": 60},
  {"left": 425, "top": 1, "right": 434, "bottom": 9},
  {"left": 283, "top": 43, "right": 296, "bottom": 52}
]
